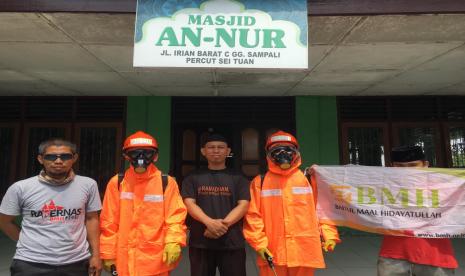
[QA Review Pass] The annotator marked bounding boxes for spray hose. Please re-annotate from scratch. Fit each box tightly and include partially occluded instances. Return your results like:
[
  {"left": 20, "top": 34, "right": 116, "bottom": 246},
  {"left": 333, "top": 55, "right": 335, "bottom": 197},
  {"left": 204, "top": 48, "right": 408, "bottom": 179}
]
[{"left": 264, "top": 252, "right": 278, "bottom": 276}]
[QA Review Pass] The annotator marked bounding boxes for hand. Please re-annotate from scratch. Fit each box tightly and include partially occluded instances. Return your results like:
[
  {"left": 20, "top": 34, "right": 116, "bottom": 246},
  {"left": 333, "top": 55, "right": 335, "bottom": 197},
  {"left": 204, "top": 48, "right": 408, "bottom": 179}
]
[
  {"left": 204, "top": 218, "right": 228, "bottom": 237},
  {"left": 257, "top": 248, "right": 273, "bottom": 261},
  {"left": 305, "top": 165, "right": 316, "bottom": 177},
  {"left": 163, "top": 243, "right": 182, "bottom": 265},
  {"left": 322, "top": 239, "right": 337, "bottom": 252},
  {"left": 204, "top": 229, "right": 220, "bottom": 239},
  {"left": 88, "top": 255, "right": 102, "bottom": 276},
  {"left": 102, "top": 259, "right": 115, "bottom": 272}
]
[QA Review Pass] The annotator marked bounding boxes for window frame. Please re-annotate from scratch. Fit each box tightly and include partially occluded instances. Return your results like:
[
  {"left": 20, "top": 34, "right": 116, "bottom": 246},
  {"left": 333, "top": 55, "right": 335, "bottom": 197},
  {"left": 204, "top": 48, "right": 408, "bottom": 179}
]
[
  {"left": 443, "top": 122, "right": 465, "bottom": 168},
  {"left": 341, "top": 122, "right": 390, "bottom": 166},
  {"left": 74, "top": 122, "right": 123, "bottom": 175},
  {"left": 391, "top": 122, "right": 443, "bottom": 167}
]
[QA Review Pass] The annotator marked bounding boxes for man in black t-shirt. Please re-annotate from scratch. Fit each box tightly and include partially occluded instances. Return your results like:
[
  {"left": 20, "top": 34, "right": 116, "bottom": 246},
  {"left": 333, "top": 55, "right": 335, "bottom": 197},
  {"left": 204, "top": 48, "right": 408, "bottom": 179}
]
[{"left": 181, "top": 133, "right": 250, "bottom": 276}]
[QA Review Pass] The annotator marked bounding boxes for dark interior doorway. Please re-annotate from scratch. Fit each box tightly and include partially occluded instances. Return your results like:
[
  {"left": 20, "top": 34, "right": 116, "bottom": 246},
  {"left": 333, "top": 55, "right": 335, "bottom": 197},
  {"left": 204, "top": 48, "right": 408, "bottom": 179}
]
[{"left": 172, "top": 97, "right": 295, "bottom": 183}]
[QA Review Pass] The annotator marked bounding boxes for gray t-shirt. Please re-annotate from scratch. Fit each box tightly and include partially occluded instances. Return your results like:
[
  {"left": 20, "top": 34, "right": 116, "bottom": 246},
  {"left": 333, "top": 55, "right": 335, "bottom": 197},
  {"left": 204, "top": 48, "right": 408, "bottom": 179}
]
[{"left": 0, "top": 175, "right": 102, "bottom": 265}]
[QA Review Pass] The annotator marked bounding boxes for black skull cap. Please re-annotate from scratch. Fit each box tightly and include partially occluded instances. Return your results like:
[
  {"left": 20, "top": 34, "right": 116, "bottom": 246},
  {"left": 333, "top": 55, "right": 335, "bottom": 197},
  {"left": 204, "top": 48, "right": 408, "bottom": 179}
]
[
  {"left": 202, "top": 133, "right": 228, "bottom": 147},
  {"left": 391, "top": 145, "right": 425, "bottom": 162}
]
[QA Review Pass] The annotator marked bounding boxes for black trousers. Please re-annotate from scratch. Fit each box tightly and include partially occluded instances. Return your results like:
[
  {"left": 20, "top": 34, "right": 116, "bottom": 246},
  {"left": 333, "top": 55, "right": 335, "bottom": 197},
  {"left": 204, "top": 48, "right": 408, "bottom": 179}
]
[
  {"left": 10, "top": 259, "right": 90, "bottom": 276},
  {"left": 189, "top": 247, "right": 247, "bottom": 276}
]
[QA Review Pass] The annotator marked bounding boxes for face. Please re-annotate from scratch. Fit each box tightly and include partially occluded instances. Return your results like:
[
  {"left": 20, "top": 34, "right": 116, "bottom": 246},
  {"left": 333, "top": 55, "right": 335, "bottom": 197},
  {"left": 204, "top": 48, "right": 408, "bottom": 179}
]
[
  {"left": 392, "top": 160, "right": 429, "bottom": 168},
  {"left": 201, "top": 141, "right": 230, "bottom": 165},
  {"left": 38, "top": 145, "right": 78, "bottom": 178}
]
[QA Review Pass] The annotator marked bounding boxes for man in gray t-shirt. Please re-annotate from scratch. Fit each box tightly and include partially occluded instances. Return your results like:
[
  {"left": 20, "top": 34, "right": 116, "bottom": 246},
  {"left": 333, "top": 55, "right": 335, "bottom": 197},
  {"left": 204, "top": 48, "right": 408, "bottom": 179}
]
[{"left": 0, "top": 138, "right": 102, "bottom": 276}]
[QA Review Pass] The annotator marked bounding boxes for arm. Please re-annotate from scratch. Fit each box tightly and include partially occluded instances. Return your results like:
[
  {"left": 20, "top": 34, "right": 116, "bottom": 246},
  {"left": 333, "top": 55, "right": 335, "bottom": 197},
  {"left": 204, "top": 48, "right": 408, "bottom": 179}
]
[
  {"left": 204, "top": 200, "right": 249, "bottom": 239},
  {"left": 162, "top": 177, "right": 187, "bottom": 265},
  {"left": 99, "top": 176, "right": 120, "bottom": 260},
  {"left": 0, "top": 184, "right": 22, "bottom": 242},
  {"left": 0, "top": 214, "right": 20, "bottom": 241},
  {"left": 309, "top": 166, "right": 341, "bottom": 250},
  {"left": 223, "top": 200, "right": 249, "bottom": 227},
  {"left": 243, "top": 177, "right": 268, "bottom": 251},
  {"left": 181, "top": 174, "right": 228, "bottom": 238},
  {"left": 163, "top": 177, "right": 187, "bottom": 246},
  {"left": 223, "top": 175, "right": 250, "bottom": 227},
  {"left": 86, "top": 211, "right": 102, "bottom": 275},
  {"left": 183, "top": 198, "right": 228, "bottom": 236}
]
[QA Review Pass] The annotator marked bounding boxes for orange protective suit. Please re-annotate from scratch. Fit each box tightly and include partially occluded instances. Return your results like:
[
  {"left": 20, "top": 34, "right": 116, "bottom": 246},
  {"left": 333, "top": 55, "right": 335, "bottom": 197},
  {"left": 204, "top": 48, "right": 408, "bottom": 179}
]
[
  {"left": 243, "top": 158, "right": 340, "bottom": 273},
  {"left": 100, "top": 165, "right": 187, "bottom": 276}
]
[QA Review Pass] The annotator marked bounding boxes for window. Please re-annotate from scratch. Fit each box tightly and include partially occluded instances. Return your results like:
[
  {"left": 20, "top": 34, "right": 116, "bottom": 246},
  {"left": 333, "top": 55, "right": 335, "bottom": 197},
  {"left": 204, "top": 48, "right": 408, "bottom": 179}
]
[
  {"left": 339, "top": 96, "right": 465, "bottom": 168},
  {"left": 0, "top": 97, "right": 125, "bottom": 197},
  {"left": 449, "top": 126, "right": 465, "bottom": 167},
  {"left": 341, "top": 123, "right": 388, "bottom": 166}
]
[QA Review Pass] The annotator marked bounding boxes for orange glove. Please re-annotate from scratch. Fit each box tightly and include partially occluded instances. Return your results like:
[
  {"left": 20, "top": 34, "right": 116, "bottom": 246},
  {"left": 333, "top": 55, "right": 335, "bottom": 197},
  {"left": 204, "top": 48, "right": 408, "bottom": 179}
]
[
  {"left": 257, "top": 248, "right": 273, "bottom": 261},
  {"left": 322, "top": 239, "right": 337, "bottom": 252},
  {"left": 163, "top": 243, "right": 182, "bottom": 265},
  {"left": 102, "top": 259, "right": 115, "bottom": 272}
]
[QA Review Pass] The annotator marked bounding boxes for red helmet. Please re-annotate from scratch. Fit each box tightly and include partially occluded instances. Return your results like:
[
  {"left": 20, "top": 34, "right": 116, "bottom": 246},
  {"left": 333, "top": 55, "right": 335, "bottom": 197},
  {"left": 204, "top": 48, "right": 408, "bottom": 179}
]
[
  {"left": 123, "top": 131, "right": 158, "bottom": 151},
  {"left": 266, "top": 131, "right": 298, "bottom": 150}
]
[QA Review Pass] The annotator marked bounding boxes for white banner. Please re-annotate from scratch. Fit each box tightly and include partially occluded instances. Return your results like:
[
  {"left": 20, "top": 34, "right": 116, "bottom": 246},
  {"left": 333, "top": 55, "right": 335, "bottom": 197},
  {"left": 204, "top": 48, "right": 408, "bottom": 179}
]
[{"left": 314, "top": 165, "right": 465, "bottom": 238}]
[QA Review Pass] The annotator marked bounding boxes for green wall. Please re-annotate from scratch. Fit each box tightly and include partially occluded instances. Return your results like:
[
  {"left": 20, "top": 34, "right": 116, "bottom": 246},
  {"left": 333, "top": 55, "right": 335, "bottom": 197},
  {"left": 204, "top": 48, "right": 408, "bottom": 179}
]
[
  {"left": 296, "top": 96, "right": 340, "bottom": 167},
  {"left": 126, "top": 96, "right": 171, "bottom": 172}
]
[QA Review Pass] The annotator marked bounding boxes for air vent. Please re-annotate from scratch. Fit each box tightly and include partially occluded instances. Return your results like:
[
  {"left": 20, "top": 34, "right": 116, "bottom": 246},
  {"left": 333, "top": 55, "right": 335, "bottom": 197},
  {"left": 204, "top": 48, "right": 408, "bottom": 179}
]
[
  {"left": 442, "top": 97, "right": 465, "bottom": 121},
  {"left": 25, "top": 97, "right": 73, "bottom": 119},
  {"left": 0, "top": 97, "right": 126, "bottom": 121},
  {"left": 0, "top": 97, "right": 21, "bottom": 120},
  {"left": 173, "top": 97, "right": 294, "bottom": 123},
  {"left": 76, "top": 97, "right": 125, "bottom": 120},
  {"left": 339, "top": 96, "right": 465, "bottom": 122},
  {"left": 390, "top": 97, "right": 438, "bottom": 120},
  {"left": 339, "top": 97, "right": 387, "bottom": 120}
]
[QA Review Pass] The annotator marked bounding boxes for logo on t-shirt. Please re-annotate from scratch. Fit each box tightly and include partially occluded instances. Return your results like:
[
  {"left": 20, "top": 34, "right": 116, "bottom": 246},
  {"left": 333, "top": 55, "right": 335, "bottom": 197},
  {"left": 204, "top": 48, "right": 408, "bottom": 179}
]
[
  {"left": 30, "top": 200, "right": 82, "bottom": 223},
  {"left": 198, "top": 185, "right": 231, "bottom": 196}
]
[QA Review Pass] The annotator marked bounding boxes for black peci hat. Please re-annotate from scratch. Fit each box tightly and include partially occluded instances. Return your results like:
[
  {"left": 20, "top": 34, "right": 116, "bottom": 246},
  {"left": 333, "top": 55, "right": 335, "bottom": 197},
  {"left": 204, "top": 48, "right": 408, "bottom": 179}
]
[
  {"left": 202, "top": 133, "right": 228, "bottom": 147},
  {"left": 391, "top": 145, "right": 425, "bottom": 163}
]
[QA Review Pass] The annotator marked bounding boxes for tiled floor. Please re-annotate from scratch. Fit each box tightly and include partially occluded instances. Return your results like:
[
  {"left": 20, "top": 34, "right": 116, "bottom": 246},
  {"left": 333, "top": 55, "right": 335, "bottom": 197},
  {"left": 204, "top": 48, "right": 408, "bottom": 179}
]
[{"left": 1, "top": 233, "right": 463, "bottom": 276}]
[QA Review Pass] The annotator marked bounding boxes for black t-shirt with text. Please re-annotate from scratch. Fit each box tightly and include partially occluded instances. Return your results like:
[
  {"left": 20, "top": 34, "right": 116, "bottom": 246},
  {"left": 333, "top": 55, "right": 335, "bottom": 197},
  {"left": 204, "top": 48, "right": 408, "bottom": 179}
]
[{"left": 181, "top": 168, "right": 250, "bottom": 250}]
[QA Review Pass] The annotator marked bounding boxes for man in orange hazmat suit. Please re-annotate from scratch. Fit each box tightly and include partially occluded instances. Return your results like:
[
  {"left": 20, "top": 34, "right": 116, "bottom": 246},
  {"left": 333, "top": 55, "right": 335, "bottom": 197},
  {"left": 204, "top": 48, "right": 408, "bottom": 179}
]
[
  {"left": 243, "top": 130, "right": 340, "bottom": 276},
  {"left": 100, "top": 131, "right": 187, "bottom": 276}
]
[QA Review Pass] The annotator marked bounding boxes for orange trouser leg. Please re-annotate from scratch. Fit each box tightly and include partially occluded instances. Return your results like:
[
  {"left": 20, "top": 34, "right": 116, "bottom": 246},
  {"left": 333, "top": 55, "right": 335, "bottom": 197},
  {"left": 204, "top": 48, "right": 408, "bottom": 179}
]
[{"left": 259, "top": 265, "right": 314, "bottom": 276}]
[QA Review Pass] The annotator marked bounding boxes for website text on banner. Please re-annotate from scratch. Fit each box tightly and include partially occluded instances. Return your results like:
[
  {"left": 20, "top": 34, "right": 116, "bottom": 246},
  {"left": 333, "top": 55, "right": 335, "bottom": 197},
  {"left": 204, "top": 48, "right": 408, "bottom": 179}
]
[{"left": 313, "top": 165, "right": 465, "bottom": 238}]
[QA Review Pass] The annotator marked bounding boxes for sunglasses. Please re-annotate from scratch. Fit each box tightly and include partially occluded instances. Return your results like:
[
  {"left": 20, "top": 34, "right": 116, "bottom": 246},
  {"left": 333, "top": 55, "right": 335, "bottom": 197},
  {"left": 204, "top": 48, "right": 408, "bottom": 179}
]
[
  {"left": 269, "top": 146, "right": 296, "bottom": 156},
  {"left": 43, "top": 153, "right": 74, "bottom": 161},
  {"left": 126, "top": 149, "right": 157, "bottom": 160}
]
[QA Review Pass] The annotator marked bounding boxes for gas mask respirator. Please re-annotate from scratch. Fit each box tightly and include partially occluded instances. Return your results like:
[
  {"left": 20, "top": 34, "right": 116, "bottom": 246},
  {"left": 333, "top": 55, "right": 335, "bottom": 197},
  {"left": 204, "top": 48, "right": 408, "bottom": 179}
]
[
  {"left": 268, "top": 146, "right": 299, "bottom": 170},
  {"left": 125, "top": 149, "right": 157, "bottom": 174}
]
